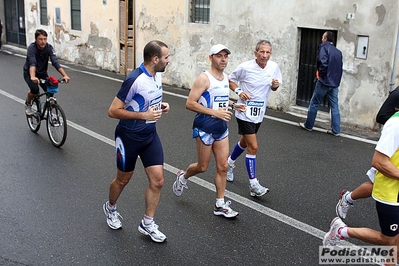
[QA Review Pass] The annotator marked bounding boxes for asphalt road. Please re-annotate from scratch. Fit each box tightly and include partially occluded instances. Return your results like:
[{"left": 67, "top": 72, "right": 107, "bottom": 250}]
[{"left": 0, "top": 49, "right": 382, "bottom": 265}]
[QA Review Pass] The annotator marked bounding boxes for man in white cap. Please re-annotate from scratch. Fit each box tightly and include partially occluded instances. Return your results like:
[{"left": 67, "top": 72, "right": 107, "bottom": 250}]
[
  {"left": 173, "top": 44, "right": 245, "bottom": 218},
  {"left": 226, "top": 40, "right": 282, "bottom": 197}
]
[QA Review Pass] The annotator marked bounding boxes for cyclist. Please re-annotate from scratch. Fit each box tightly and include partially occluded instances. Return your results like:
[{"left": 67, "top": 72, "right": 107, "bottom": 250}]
[{"left": 23, "top": 29, "right": 70, "bottom": 115}]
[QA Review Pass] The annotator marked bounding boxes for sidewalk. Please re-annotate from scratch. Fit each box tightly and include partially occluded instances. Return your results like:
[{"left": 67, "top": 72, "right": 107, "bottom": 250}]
[{"left": 2, "top": 44, "right": 27, "bottom": 55}]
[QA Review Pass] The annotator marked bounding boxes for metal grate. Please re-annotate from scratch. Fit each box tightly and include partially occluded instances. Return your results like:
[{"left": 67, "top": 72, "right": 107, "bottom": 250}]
[{"left": 191, "top": 0, "right": 210, "bottom": 24}]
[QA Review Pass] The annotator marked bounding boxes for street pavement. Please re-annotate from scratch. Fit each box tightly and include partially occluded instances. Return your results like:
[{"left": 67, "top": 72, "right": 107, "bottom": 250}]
[{"left": 0, "top": 48, "right": 383, "bottom": 265}]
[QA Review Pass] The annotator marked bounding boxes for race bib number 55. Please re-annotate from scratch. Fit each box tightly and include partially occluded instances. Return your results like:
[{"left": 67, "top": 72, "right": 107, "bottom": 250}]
[{"left": 212, "top": 95, "right": 229, "bottom": 110}]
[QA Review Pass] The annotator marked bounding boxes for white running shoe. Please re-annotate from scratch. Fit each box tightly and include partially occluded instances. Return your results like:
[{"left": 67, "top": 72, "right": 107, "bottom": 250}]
[
  {"left": 323, "top": 217, "right": 347, "bottom": 246},
  {"left": 173, "top": 170, "right": 188, "bottom": 196},
  {"left": 249, "top": 181, "right": 269, "bottom": 197},
  {"left": 103, "top": 202, "right": 123, "bottom": 229},
  {"left": 336, "top": 190, "right": 353, "bottom": 219},
  {"left": 213, "top": 200, "right": 239, "bottom": 218},
  {"left": 25, "top": 102, "right": 34, "bottom": 115},
  {"left": 226, "top": 163, "right": 235, "bottom": 182},
  {"left": 138, "top": 220, "right": 167, "bottom": 243}
]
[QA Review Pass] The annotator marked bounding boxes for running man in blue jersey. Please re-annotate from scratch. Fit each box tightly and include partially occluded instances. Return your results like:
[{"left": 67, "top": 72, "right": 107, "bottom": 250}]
[
  {"left": 173, "top": 44, "right": 245, "bottom": 218},
  {"left": 103, "top": 40, "right": 170, "bottom": 243}
]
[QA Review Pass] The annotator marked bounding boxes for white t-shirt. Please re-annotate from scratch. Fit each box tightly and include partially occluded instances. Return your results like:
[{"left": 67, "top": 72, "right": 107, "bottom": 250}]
[{"left": 229, "top": 59, "right": 282, "bottom": 123}]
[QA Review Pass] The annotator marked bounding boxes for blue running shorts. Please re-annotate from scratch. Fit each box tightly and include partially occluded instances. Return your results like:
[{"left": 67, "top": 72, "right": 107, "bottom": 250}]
[
  {"left": 115, "top": 127, "right": 164, "bottom": 172},
  {"left": 192, "top": 127, "right": 228, "bottom": 146}
]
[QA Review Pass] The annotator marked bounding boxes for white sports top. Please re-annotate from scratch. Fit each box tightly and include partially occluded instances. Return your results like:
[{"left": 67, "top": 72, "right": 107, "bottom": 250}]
[{"left": 230, "top": 59, "right": 282, "bottom": 123}]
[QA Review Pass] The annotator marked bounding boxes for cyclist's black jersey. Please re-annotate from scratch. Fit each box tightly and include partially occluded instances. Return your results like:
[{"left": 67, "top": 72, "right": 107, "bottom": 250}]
[{"left": 23, "top": 42, "right": 61, "bottom": 77}]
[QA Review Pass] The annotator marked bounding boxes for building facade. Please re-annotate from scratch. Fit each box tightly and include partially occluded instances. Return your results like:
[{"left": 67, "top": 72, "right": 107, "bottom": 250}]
[{"left": 1, "top": 0, "right": 399, "bottom": 129}]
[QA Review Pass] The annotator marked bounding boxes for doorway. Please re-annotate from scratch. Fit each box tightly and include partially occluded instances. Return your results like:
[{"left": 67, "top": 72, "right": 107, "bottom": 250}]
[
  {"left": 296, "top": 28, "right": 338, "bottom": 112},
  {"left": 4, "top": 0, "right": 26, "bottom": 47}
]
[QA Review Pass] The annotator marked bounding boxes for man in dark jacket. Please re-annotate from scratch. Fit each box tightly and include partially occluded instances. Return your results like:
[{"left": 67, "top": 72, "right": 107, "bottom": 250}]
[
  {"left": 299, "top": 31, "right": 343, "bottom": 136},
  {"left": 23, "top": 29, "right": 70, "bottom": 115}
]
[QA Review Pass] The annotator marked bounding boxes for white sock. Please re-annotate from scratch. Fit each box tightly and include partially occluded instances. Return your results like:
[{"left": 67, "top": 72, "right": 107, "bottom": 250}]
[
  {"left": 249, "top": 178, "right": 258, "bottom": 186},
  {"left": 216, "top": 198, "right": 225, "bottom": 207},
  {"left": 107, "top": 202, "right": 116, "bottom": 210},
  {"left": 345, "top": 192, "right": 355, "bottom": 204},
  {"left": 339, "top": 227, "right": 350, "bottom": 238},
  {"left": 179, "top": 174, "right": 187, "bottom": 184},
  {"left": 228, "top": 157, "right": 235, "bottom": 165},
  {"left": 143, "top": 215, "right": 153, "bottom": 225}
]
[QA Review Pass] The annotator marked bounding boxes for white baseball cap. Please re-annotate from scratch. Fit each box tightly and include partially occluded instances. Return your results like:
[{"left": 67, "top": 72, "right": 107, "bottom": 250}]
[{"left": 209, "top": 44, "right": 231, "bottom": 55}]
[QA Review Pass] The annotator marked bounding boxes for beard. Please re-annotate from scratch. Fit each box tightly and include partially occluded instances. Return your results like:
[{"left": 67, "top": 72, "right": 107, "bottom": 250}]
[{"left": 154, "top": 62, "right": 168, "bottom": 73}]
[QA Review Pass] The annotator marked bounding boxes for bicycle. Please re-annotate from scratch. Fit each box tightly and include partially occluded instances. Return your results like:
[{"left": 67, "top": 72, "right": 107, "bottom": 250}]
[{"left": 26, "top": 77, "right": 68, "bottom": 147}]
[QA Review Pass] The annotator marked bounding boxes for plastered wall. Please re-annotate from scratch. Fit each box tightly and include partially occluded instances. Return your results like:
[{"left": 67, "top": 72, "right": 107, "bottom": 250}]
[
  {"left": 134, "top": 0, "right": 399, "bottom": 129},
  {"left": 23, "top": 0, "right": 399, "bottom": 129},
  {"left": 25, "top": 1, "right": 119, "bottom": 72}
]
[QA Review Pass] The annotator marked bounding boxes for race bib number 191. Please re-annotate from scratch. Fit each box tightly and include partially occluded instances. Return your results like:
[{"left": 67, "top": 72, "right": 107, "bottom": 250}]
[{"left": 246, "top": 100, "right": 264, "bottom": 118}]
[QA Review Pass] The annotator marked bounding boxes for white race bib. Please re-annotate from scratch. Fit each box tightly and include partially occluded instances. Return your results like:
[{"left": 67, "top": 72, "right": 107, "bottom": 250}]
[
  {"left": 212, "top": 95, "right": 229, "bottom": 110},
  {"left": 246, "top": 100, "right": 264, "bottom": 118},
  {"left": 146, "top": 96, "right": 162, "bottom": 123}
]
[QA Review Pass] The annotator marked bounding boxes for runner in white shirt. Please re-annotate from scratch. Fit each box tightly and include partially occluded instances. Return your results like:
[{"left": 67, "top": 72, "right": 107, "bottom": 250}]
[
  {"left": 323, "top": 113, "right": 399, "bottom": 260},
  {"left": 226, "top": 40, "right": 282, "bottom": 197}
]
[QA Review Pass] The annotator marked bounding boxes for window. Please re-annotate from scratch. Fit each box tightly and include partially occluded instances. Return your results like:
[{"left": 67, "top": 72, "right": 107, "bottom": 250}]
[
  {"left": 40, "top": 0, "right": 48, "bottom": 25},
  {"left": 71, "top": 0, "right": 81, "bottom": 30},
  {"left": 190, "top": 0, "right": 210, "bottom": 24},
  {"left": 128, "top": 0, "right": 133, "bottom": 25}
]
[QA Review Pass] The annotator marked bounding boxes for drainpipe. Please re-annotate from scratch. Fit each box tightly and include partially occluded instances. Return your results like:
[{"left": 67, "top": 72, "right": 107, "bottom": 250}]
[{"left": 390, "top": 27, "right": 399, "bottom": 92}]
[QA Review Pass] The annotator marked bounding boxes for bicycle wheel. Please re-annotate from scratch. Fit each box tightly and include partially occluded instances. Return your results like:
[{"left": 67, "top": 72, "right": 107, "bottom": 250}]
[
  {"left": 46, "top": 103, "right": 67, "bottom": 147},
  {"left": 26, "top": 99, "right": 41, "bottom": 132}
]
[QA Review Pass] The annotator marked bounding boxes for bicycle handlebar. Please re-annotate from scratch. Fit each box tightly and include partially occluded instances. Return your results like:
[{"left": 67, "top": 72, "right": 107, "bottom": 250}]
[{"left": 39, "top": 78, "right": 66, "bottom": 84}]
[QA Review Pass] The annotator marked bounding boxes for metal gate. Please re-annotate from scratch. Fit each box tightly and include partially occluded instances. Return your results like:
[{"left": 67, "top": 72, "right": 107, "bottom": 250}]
[
  {"left": 4, "top": 0, "right": 26, "bottom": 47},
  {"left": 296, "top": 28, "right": 337, "bottom": 112}
]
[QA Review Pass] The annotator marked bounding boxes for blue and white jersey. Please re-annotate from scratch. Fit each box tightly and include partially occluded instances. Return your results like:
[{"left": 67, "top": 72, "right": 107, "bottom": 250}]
[
  {"left": 116, "top": 63, "right": 163, "bottom": 140},
  {"left": 230, "top": 59, "right": 282, "bottom": 123},
  {"left": 192, "top": 71, "right": 229, "bottom": 136}
]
